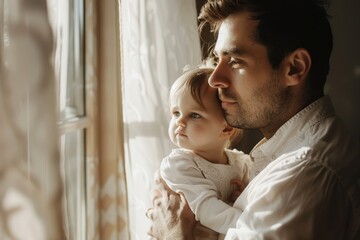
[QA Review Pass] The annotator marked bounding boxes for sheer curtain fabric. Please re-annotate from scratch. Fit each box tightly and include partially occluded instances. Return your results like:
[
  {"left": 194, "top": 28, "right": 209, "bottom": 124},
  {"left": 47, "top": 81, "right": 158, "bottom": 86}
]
[{"left": 121, "top": 0, "right": 202, "bottom": 239}]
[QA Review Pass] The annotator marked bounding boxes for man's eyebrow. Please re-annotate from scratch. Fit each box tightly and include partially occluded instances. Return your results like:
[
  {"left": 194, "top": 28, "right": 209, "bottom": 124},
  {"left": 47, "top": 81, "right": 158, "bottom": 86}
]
[{"left": 213, "top": 47, "right": 249, "bottom": 57}]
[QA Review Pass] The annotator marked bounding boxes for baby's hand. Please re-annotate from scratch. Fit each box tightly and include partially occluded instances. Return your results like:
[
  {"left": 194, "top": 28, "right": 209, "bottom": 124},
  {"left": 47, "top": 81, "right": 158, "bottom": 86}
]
[{"left": 229, "top": 178, "right": 245, "bottom": 203}]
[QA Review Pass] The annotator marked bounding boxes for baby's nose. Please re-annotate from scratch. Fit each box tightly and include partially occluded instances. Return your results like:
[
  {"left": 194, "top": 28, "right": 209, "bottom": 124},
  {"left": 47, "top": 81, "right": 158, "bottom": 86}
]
[{"left": 176, "top": 117, "right": 186, "bottom": 127}]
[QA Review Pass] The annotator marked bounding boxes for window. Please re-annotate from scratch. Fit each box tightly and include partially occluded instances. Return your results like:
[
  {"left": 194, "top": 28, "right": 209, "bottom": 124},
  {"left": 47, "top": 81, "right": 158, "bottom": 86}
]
[
  {"left": 48, "top": 0, "right": 129, "bottom": 239},
  {"left": 47, "top": 0, "right": 87, "bottom": 239}
]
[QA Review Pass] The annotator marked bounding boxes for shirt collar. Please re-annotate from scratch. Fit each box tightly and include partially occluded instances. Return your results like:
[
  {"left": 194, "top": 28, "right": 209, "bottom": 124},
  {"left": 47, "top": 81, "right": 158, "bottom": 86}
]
[{"left": 250, "top": 96, "right": 335, "bottom": 161}]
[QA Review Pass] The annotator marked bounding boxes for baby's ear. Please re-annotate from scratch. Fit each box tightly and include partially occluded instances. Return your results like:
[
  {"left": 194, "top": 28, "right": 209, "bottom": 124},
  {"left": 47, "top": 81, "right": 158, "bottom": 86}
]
[{"left": 222, "top": 125, "right": 234, "bottom": 136}]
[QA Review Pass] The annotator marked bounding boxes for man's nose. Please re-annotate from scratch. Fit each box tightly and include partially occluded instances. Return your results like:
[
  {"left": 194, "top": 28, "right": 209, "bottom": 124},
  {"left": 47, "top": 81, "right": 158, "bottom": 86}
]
[{"left": 208, "top": 61, "right": 230, "bottom": 89}]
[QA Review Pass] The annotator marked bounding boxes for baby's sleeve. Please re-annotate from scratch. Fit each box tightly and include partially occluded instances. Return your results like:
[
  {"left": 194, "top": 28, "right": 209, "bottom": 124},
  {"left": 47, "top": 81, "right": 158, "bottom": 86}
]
[
  {"left": 160, "top": 150, "right": 243, "bottom": 234},
  {"left": 228, "top": 149, "right": 253, "bottom": 184}
]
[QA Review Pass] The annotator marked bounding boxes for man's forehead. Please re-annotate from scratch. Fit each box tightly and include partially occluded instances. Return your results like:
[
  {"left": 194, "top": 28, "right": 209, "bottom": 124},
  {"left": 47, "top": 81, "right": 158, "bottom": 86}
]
[{"left": 214, "top": 13, "right": 258, "bottom": 55}]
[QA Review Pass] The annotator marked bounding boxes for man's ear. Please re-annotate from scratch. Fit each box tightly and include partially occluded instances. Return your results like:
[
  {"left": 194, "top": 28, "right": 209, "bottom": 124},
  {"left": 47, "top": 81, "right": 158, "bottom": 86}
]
[{"left": 284, "top": 48, "right": 311, "bottom": 86}]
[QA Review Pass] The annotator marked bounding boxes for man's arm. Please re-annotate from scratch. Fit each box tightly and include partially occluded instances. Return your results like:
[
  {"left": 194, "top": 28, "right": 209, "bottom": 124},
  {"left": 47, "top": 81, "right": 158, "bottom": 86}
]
[{"left": 147, "top": 171, "right": 196, "bottom": 240}]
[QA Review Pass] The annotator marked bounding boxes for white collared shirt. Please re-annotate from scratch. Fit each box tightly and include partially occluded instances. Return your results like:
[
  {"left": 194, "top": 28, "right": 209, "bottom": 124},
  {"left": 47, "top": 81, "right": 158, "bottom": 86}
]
[{"left": 226, "top": 96, "right": 360, "bottom": 240}]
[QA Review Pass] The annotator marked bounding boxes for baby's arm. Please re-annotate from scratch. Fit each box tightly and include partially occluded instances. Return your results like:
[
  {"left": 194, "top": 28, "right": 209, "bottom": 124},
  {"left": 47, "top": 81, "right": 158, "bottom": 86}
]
[
  {"left": 227, "top": 149, "right": 253, "bottom": 203},
  {"left": 161, "top": 152, "right": 242, "bottom": 235},
  {"left": 194, "top": 194, "right": 242, "bottom": 234}
]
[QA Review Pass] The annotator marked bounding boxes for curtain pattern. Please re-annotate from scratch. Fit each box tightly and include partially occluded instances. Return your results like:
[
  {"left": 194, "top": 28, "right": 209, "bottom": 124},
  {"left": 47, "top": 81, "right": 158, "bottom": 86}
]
[
  {"left": 0, "top": 0, "right": 64, "bottom": 239},
  {"left": 121, "top": 0, "right": 202, "bottom": 239},
  {"left": 94, "top": 0, "right": 130, "bottom": 240},
  {"left": 84, "top": 0, "right": 100, "bottom": 238}
]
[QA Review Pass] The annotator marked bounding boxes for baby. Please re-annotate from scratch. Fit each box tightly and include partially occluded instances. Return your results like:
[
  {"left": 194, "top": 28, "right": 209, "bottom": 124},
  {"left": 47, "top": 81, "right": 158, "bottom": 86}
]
[{"left": 160, "top": 66, "right": 252, "bottom": 239}]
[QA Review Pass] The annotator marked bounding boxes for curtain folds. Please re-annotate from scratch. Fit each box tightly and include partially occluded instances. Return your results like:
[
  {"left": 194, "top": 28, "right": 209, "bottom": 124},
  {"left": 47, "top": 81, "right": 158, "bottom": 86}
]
[
  {"left": 121, "top": 0, "right": 202, "bottom": 239},
  {"left": 93, "top": 0, "right": 131, "bottom": 239},
  {"left": 84, "top": 0, "right": 100, "bottom": 238},
  {"left": 0, "top": 0, "right": 64, "bottom": 239}
]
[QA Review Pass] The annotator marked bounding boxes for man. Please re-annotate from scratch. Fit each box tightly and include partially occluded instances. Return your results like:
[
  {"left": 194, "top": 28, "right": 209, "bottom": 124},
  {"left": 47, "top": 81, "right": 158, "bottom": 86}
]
[{"left": 148, "top": 0, "right": 360, "bottom": 239}]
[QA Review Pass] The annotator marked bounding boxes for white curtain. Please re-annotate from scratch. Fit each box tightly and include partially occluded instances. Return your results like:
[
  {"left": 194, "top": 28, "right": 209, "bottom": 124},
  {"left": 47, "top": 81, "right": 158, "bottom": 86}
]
[
  {"left": 0, "top": 0, "right": 64, "bottom": 239},
  {"left": 121, "top": 0, "right": 202, "bottom": 239}
]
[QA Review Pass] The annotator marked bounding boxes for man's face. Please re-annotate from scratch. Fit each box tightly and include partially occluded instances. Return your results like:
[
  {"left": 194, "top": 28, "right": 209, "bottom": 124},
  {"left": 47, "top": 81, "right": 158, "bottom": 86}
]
[{"left": 209, "top": 11, "right": 292, "bottom": 138}]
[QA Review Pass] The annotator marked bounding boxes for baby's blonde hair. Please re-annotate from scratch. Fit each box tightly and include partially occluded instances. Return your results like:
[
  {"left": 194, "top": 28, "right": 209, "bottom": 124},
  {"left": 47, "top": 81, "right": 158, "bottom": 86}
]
[
  {"left": 170, "top": 66, "right": 244, "bottom": 149},
  {"left": 169, "top": 67, "right": 214, "bottom": 109},
  {"left": 228, "top": 128, "right": 243, "bottom": 149}
]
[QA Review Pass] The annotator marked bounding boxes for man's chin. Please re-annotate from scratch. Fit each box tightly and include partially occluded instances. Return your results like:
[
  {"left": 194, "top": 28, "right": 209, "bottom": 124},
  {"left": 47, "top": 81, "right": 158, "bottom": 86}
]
[{"left": 225, "top": 115, "right": 248, "bottom": 129}]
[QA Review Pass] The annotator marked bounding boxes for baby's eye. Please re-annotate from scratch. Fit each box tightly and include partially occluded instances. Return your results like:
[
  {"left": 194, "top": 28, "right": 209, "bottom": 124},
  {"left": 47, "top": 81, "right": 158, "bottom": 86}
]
[{"left": 190, "top": 113, "right": 201, "bottom": 119}]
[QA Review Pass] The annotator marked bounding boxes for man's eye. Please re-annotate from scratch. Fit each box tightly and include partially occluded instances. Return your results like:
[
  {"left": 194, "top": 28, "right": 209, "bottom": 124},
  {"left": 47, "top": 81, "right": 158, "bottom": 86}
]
[
  {"left": 190, "top": 113, "right": 201, "bottom": 119},
  {"left": 212, "top": 56, "right": 219, "bottom": 67},
  {"left": 172, "top": 111, "right": 180, "bottom": 117},
  {"left": 206, "top": 55, "right": 219, "bottom": 67},
  {"left": 228, "top": 58, "right": 244, "bottom": 68}
]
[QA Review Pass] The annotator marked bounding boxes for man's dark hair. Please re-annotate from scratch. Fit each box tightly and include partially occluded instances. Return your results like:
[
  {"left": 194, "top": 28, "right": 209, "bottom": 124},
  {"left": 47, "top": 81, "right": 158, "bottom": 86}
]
[{"left": 199, "top": 0, "right": 333, "bottom": 92}]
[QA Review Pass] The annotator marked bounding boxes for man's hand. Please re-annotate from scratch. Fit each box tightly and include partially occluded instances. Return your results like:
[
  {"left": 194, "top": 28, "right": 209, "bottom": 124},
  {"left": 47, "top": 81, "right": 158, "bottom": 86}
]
[
  {"left": 229, "top": 178, "right": 245, "bottom": 203},
  {"left": 147, "top": 171, "right": 196, "bottom": 240}
]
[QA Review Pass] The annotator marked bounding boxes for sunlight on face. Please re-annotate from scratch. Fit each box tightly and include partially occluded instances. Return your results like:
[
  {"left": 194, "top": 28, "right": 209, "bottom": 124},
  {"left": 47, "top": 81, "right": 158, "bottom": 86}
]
[
  {"left": 168, "top": 80, "right": 228, "bottom": 152},
  {"left": 211, "top": 12, "right": 292, "bottom": 136}
]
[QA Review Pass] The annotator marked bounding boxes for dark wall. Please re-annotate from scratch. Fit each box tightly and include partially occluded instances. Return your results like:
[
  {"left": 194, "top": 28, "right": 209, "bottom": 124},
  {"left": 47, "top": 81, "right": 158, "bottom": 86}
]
[{"left": 327, "top": 0, "right": 360, "bottom": 141}]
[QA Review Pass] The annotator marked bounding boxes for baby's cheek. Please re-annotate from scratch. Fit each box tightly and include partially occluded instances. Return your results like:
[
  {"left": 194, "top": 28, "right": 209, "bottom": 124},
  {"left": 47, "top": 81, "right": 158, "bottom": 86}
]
[
  {"left": 192, "top": 125, "right": 211, "bottom": 140},
  {"left": 168, "top": 124, "right": 177, "bottom": 141}
]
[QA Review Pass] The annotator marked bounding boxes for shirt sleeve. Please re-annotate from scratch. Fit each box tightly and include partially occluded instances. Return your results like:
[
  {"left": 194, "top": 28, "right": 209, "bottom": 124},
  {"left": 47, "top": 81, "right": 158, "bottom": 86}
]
[
  {"left": 160, "top": 151, "right": 242, "bottom": 234},
  {"left": 225, "top": 149, "right": 352, "bottom": 239}
]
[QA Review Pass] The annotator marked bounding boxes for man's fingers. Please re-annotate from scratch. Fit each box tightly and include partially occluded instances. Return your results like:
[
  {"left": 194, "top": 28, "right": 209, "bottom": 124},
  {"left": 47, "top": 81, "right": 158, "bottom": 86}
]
[
  {"left": 146, "top": 172, "right": 191, "bottom": 239},
  {"left": 146, "top": 207, "right": 156, "bottom": 221},
  {"left": 230, "top": 178, "right": 243, "bottom": 186},
  {"left": 168, "top": 191, "right": 181, "bottom": 211},
  {"left": 230, "top": 190, "right": 241, "bottom": 202},
  {"left": 147, "top": 225, "right": 158, "bottom": 240},
  {"left": 154, "top": 170, "right": 178, "bottom": 194},
  {"left": 151, "top": 188, "right": 162, "bottom": 206},
  {"left": 154, "top": 170, "right": 162, "bottom": 185},
  {"left": 231, "top": 178, "right": 245, "bottom": 191},
  {"left": 146, "top": 208, "right": 152, "bottom": 219}
]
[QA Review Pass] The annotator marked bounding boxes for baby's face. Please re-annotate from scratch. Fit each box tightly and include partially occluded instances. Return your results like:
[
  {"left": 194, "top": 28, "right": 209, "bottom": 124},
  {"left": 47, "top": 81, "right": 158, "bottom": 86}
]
[{"left": 168, "top": 83, "right": 228, "bottom": 152}]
